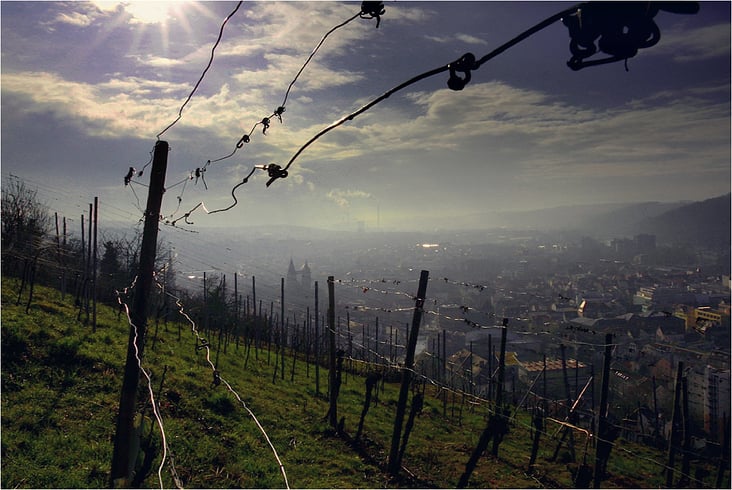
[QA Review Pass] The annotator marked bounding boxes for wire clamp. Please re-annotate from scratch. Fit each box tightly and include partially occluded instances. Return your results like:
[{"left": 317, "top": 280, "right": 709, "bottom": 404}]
[
  {"left": 212, "top": 370, "right": 221, "bottom": 387},
  {"left": 261, "top": 117, "right": 271, "bottom": 134},
  {"left": 124, "top": 167, "right": 135, "bottom": 186},
  {"left": 274, "top": 106, "right": 286, "bottom": 123},
  {"left": 194, "top": 167, "right": 208, "bottom": 189},
  {"left": 236, "top": 134, "right": 251, "bottom": 149},
  {"left": 263, "top": 164, "right": 288, "bottom": 187},
  {"left": 447, "top": 53, "right": 476, "bottom": 91},
  {"left": 563, "top": 2, "right": 699, "bottom": 71},
  {"left": 196, "top": 339, "right": 209, "bottom": 351},
  {"left": 360, "top": 1, "right": 385, "bottom": 28}
]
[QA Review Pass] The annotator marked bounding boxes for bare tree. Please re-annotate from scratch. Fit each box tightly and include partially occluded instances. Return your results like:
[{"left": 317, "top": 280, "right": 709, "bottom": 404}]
[{"left": 1, "top": 178, "right": 52, "bottom": 276}]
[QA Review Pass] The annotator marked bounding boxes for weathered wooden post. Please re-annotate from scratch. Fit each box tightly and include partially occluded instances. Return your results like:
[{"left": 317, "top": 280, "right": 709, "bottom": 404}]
[
  {"left": 458, "top": 318, "right": 508, "bottom": 488},
  {"left": 314, "top": 281, "right": 320, "bottom": 396},
  {"left": 110, "top": 140, "right": 168, "bottom": 487},
  {"left": 387, "top": 270, "right": 429, "bottom": 476},
  {"left": 593, "top": 333, "right": 615, "bottom": 489},
  {"left": 92, "top": 196, "right": 98, "bottom": 331},
  {"left": 327, "top": 276, "right": 338, "bottom": 428},
  {"left": 664, "top": 361, "right": 684, "bottom": 488}
]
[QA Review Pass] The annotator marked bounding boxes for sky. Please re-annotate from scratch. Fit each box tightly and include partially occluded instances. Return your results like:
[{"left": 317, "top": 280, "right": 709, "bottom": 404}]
[{"left": 1, "top": 1, "right": 730, "bottom": 232}]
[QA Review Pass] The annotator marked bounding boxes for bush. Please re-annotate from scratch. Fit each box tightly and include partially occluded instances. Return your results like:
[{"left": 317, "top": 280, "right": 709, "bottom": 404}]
[{"left": 206, "top": 391, "right": 236, "bottom": 416}]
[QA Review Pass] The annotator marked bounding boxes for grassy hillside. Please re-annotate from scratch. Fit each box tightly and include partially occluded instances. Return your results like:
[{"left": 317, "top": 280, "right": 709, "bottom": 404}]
[{"left": 1, "top": 277, "right": 718, "bottom": 488}]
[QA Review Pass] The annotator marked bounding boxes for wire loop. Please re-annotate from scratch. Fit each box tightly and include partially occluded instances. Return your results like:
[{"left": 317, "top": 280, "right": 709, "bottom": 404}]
[
  {"left": 562, "top": 2, "right": 698, "bottom": 71},
  {"left": 360, "top": 1, "right": 385, "bottom": 28},
  {"left": 274, "top": 106, "right": 286, "bottom": 123},
  {"left": 124, "top": 167, "right": 135, "bottom": 186},
  {"left": 447, "top": 52, "right": 476, "bottom": 91},
  {"left": 264, "top": 164, "right": 288, "bottom": 187}
]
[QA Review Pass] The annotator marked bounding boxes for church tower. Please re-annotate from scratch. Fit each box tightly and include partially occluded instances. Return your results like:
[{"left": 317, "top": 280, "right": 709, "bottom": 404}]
[
  {"left": 301, "top": 261, "right": 311, "bottom": 291},
  {"left": 287, "top": 258, "right": 298, "bottom": 292}
]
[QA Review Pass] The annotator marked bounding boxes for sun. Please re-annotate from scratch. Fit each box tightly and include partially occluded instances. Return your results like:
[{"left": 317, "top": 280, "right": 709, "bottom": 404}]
[
  {"left": 90, "top": 1, "right": 193, "bottom": 25},
  {"left": 99, "top": 1, "right": 217, "bottom": 60},
  {"left": 124, "top": 1, "right": 188, "bottom": 25}
]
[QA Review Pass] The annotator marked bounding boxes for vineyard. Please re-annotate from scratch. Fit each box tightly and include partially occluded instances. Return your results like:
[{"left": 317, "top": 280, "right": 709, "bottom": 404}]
[
  {"left": 2, "top": 1, "right": 728, "bottom": 487},
  {"left": 1, "top": 274, "right": 725, "bottom": 488}
]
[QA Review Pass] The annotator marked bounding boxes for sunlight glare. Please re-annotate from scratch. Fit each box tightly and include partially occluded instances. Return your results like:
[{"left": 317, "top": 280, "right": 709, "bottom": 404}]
[{"left": 124, "top": 1, "right": 187, "bottom": 25}]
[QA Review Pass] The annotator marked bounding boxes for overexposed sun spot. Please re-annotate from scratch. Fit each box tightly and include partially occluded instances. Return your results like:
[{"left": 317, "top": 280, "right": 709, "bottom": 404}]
[{"left": 124, "top": 1, "right": 187, "bottom": 25}]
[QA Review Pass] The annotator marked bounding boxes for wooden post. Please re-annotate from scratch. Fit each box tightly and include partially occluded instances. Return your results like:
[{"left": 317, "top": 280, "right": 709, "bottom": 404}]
[
  {"left": 488, "top": 334, "right": 493, "bottom": 402},
  {"left": 375, "top": 317, "right": 379, "bottom": 363},
  {"left": 491, "top": 320, "right": 508, "bottom": 456},
  {"left": 92, "top": 196, "right": 98, "bottom": 331},
  {"left": 679, "top": 376, "right": 691, "bottom": 487},
  {"left": 593, "top": 333, "right": 614, "bottom": 489},
  {"left": 55, "top": 212, "right": 61, "bottom": 287},
  {"left": 469, "top": 341, "right": 474, "bottom": 394},
  {"left": 110, "top": 140, "right": 168, "bottom": 487},
  {"left": 715, "top": 413, "right": 729, "bottom": 488},
  {"left": 388, "top": 270, "right": 429, "bottom": 475},
  {"left": 528, "top": 406, "right": 543, "bottom": 472},
  {"left": 234, "top": 273, "right": 239, "bottom": 349},
  {"left": 86, "top": 202, "right": 92, "bottom": 324},
  {"left": 543, "top": 354, "right": 548, "bottom": 411},
  {"left": 76, "top": 213, "right": 85, "bottom": 307},
  {"left": 62, "top": 215, "right": 67, "bottom": 299},
  {"left": 281, "top": 278, "right": 286, "bottom": 380},
  {"left": 314, "top": 281, "right": 320, "bottom": 396},
  {"left": 560, "top": 344, "right": 576, "bottom": 462},
  {"left": 665, "top": 361, "right": 684, "bottom": 488},
  {"left": 652, "top": 376, "right": 659, "bottom": 440},
  {"left": 203, "top": 272, "right": 208, "bottom": 337},
  {"left": 458, "top": 320, "right": 509, "bottom": 488},
  {"left": 327, "top": 276, "right": 338, "bottom": 428}
]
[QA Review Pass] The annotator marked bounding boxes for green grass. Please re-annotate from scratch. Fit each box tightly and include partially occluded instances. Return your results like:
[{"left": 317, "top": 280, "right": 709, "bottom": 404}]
[{"left": 1, "top": 277, "right": 721, "bottom": 488}]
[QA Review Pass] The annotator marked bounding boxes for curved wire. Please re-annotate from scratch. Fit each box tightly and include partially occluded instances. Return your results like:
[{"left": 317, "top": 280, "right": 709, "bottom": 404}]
[
  {"left": 204, "top": 10, "right": 364, "bottom": 169},
  {"left": 280, "top": 12, "right": 361, "bottom": 109},
  {"left": 115, "top": 282, "right": 170, "bottom": 490},
  {"left": 157, "top": 1, "right": 244, "bottom": 139},
  {"left": 168, "top": 167, "right": 258, "bottom": 227},
  {"left": 278, "top": 4, "right": 581, "bottom": 176},
  {"left": 281, "top": 65, "right": 448, "bottom": 173},
  {"left": 162, "top": 284, "right": 291, "bottom": 489}
]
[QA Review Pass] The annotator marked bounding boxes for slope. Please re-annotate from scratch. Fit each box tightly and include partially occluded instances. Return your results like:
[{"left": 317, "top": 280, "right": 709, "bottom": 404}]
[{"left": 1, "top": 277, "right": 717, "bottom": 488}]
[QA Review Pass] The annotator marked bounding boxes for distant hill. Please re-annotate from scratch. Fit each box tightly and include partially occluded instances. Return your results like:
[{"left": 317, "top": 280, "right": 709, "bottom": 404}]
[
  {"left": 453, "top": 195, "right": 730, "bottom": 246},
  {"left": 637, "top": 193, "right": 731, "bottom": 247},
  {"left": 577, "top": 201, "right": 689, "bottom": 237}
]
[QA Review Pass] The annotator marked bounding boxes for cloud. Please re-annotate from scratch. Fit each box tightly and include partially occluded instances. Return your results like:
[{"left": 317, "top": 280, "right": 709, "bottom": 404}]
[
  {"left": 53, "top": 11, "right": 95, "bottom": 27},
  {"left": 232, "top": 53, "right": 365, "bottom": 93},
  {"left": 456, "top": 33, "right": 489, "bottom": 45},
  {"left": 281, "top": 80, "right": 729, "bottom": 190},
  {"left": 425, "top": 33, "right": 488, "bottom": 45},
  {"left": 0, "top": 71, "right": 206, "bottom": 139},
  {"left": 326, "top": 189, "right": 372, "bottom": 208},
  {"left": 653, "top": 23, "right": 731, "bottom": 61},
  {"left": 127, "top": 54, "right": 185, "bottom": 68}
]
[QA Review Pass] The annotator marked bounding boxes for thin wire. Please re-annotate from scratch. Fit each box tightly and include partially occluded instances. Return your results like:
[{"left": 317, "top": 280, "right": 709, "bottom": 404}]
[
  {"left": 281, "top": 64, "right": 448, "bottom": 174},
  {"left": 277, "top": 4, "right": 581, "bottom": 177},
  {"left": 280, "top": 12, "right": 361, "bottom": 109},
  {"left": 166, "top": 167, "right": 258, "bottom": 227},
  {"left": 115, "top": 281, "right": 170, "bottom": 490},
  {"left": 156, "top": 1, "right": 244, "bottom": 139},
  {"left": 160, "top": 5, "right": 375, "bottom": 225},
  {"left": 162, "top": 283, "right": 291, "bottom": 489}
]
